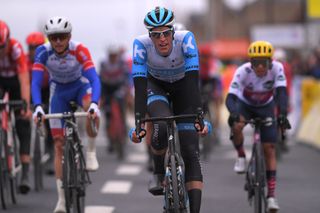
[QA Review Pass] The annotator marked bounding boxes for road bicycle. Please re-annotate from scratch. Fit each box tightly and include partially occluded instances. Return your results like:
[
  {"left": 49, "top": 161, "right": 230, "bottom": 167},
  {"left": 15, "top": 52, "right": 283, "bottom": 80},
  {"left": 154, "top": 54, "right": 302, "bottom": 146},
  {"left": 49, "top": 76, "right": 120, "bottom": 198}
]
[
  {"left": 43, "top": 103, "right": 94, "bottom": 213},
  {"left": 136, "top": 111, "right": 204, "bottom": 213},
  {"left": 231, "top": 117, "right": 285, "bottom": 213},
  {"left": 0, "top": 92, "right": 25, "bottom": 209},
  {"left": 108, "top": 97, "right": 126, "bottom": 160}
]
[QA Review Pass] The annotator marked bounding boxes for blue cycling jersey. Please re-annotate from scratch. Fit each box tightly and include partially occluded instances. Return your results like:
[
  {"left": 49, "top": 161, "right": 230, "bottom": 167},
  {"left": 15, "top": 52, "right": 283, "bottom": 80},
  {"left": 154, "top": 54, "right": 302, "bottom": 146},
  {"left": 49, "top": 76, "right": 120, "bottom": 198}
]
[{"left": 132, "top": 31, "right": 199, "bottom": 83}]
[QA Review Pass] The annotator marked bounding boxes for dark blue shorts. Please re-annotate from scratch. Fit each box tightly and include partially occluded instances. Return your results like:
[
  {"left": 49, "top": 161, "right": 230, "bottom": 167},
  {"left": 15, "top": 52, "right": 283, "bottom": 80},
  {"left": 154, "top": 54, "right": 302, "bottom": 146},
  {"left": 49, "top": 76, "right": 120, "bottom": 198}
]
[{"left": 239, "top": 101, "right": 277, "bottom": 143}]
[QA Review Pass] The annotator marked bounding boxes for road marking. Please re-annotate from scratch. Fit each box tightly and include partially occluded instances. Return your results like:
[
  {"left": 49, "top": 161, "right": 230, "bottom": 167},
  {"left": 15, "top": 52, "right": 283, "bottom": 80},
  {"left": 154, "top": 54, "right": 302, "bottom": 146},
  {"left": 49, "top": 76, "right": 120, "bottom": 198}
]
[
  {"left": 127, "top": 153, "right": 148, "bottom": 163},
  {"left": 85, "top": 206, "right": 115, "bottom": 213},
  {"left": 116, "top": 164, "right": 142, "bottom": 175},
  {"left": 224, "top": 148, "right": 252, "bottom": 159},
  {"left": 101, "top": 180, "right": 132, "bottom": 194}
]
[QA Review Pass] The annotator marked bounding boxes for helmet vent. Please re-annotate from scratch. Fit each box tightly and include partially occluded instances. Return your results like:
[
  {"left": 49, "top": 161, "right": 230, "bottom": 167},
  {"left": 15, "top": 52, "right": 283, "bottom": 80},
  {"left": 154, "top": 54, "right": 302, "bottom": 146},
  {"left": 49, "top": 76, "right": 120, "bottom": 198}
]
[
  {"left": 58, "top": 18, "right": 62, "bottom": 24},
  {"left": 64, "top": 22, "right": 68, "bottom": 29}
]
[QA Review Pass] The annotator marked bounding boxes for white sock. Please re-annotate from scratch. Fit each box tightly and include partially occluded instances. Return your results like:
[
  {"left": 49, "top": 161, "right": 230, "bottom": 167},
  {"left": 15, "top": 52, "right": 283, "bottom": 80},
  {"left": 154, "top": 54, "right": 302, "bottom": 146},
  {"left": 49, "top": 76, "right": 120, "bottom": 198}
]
[
  {"left": 87, "top": 137, "right": 96, "bottom": 153},
  {"left": 56, "top": 179, "right": 65, "bottom": 201}
]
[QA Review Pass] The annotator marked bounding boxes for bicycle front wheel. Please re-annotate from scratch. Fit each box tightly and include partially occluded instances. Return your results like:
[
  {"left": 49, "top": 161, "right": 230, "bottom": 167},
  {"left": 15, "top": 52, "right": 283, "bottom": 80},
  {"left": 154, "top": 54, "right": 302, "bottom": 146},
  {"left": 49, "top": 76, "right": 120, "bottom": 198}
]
[
  {"left": 253, "top": 142, "right": 266, "bottom": 213},
  {"left": 33, "top": 130, "right": 44, "bottom": 191},
  {"left": 165, "top": 154, "right": 180, "bottom": 213},
  {"left": 63, "top": 140, "right": 74, "bottom": 213}
]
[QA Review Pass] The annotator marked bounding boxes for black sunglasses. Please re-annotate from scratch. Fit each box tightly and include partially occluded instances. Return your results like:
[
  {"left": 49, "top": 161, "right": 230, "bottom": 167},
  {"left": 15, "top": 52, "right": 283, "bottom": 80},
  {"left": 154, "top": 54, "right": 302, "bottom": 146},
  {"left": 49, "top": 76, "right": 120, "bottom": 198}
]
[
  {"left": 48, "top": 33, "right": 69, "bottom": 42},
  {"left": 149, "top": 28, "right": 173, "bottom": 39},
  {"left": 251, "top": 58, "right": 270, "bottom": 68}
]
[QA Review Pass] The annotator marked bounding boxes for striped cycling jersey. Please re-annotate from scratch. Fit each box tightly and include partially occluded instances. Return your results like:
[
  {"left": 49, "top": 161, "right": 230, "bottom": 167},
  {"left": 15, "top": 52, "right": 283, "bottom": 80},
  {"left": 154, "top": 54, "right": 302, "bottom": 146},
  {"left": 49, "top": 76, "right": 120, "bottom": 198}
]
[
  {"left": 228, "top": 60, "right": 287, "bottom": 106},
  {"left": 0, "top": 38, "right": 28, "bottom": 78},
  {"left": 132, "top": 31, "right": 199, "bottom": 83},
  {"left": 31, "top": 40, "right": 100, "bottom": 105}
]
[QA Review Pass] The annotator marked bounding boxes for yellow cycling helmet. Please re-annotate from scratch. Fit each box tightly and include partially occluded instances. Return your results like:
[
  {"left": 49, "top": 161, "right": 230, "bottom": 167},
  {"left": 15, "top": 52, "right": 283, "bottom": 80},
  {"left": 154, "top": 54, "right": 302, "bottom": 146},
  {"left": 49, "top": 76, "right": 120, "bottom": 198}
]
[{"left": 248, "top": 41, "right": 274, "bottom": 58}]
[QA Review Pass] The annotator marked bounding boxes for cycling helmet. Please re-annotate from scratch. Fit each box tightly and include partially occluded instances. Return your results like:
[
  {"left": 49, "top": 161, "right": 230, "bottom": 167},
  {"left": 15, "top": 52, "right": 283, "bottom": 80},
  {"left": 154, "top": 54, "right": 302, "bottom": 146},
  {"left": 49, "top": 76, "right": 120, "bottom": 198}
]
[
  {"left": 26, "top": 32, "right": 46, "bottom": 46},
  {"left": 248, "top": 41, "right": 274, "bottom": 58},
  {"left": 44, "top": 16, "right": 72, "bottom": 36},
  {"left": 173, "top": 23, "right": 186, "bottom": 31},
  {"left": 0, "top": 20, "right": 10, "bottom": 46},
  {"left": 144, "top": 7, "right": 175, "bottom": 30}
]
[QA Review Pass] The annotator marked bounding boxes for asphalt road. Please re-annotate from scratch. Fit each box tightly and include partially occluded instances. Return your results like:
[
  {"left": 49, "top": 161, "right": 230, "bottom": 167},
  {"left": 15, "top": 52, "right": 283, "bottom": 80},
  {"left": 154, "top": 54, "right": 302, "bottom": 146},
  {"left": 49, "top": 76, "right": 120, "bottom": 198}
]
[{"left": 3, "top": 122, "right": 320, "bottom": 213}]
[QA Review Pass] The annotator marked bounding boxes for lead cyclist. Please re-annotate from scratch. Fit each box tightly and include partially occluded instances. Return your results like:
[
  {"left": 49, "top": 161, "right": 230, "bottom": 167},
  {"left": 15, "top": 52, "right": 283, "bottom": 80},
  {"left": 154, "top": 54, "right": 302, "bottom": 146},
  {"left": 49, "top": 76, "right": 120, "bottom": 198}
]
[{"left": 129, "top": 7, "right": 210, "bottom": 213}]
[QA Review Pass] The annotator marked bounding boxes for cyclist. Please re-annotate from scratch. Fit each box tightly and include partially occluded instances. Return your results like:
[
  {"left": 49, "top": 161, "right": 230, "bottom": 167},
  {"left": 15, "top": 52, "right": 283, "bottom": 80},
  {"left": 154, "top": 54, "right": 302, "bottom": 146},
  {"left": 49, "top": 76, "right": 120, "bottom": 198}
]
[
  {"left": 99, "top": 44, "right": 130, "bottom": 154},
  {"left": 225, "top": 41, "right": 291, "bottom": 212},
  {"left": 129, "top": 7, "right": 210, "bottom": 213},
  {"left": 31, "top": 16, "right": 101, "bottom": 213},
  {"left": 26, "top": 31, "right": 55, "bottom": 175},
  {"left": 198, "top": 43, "right": 223, "bottom": 143},
  {"left": 0, "top": 20, "right": 32, "bottom": 194}
]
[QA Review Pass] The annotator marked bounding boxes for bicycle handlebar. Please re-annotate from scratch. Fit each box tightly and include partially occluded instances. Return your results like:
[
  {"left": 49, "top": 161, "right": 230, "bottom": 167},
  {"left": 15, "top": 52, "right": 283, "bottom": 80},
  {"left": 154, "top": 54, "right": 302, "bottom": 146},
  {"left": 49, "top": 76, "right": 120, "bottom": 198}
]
[
  {"left": 44, "top": 112, "right": 88, "bottom": 119},
  {"left": 141, "top": 114, "right": 198, "bottom": 123},
  {"left": 0, "top": 99, "right": 27, "bottom": 110}
]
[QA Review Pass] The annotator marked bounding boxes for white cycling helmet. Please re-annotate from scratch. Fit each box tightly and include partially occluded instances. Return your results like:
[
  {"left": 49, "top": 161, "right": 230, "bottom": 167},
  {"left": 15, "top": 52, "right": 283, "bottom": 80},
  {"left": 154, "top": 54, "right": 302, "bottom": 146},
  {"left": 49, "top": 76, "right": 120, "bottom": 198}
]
[
  {"left": 173, "top": 23, "right": 186, "bottom": 31},
  {"left": 44, "top": 16, "right": 72, "bottom": 36}
]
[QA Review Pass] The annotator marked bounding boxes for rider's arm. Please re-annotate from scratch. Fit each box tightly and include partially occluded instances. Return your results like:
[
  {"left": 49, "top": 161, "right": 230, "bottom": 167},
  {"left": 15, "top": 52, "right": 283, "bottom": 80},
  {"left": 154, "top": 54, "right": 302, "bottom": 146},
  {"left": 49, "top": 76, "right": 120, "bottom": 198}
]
[
  {"left": 275, "top": 86, "right": 288, "bottom": 115},
  {"left": 14, "top": 41, "right": 30, "bottom": 107},
  {"left": 82, "top": 67, "right": 101, "bottom": 104},
  {"left": 31, "top": 45, "right": 47, "bottom": 106},
  {"left": 274, "top": 61, "right": 288, "bottom": 115},
  {"left": 132, "top": 38, "right": 148, "bottom": 119},
  {"left": 182, "top": 31, "right": 202, "bottom": 112},
  {"left": 76, "top": 44, "right": 101, "bottom": 104}
]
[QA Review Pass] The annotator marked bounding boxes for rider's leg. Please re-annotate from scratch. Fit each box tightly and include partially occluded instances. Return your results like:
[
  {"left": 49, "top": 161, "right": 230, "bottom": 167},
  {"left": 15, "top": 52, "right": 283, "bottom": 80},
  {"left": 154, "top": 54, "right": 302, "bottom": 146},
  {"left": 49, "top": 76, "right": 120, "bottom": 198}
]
[
  {"left": 52, "top": 134, "right": 66, "bottom": 213},
  {"left": 231, "top": 117, "right": 246, "bottom": 158},
  {"left": 82, "top": 94, "right": 100, "bottom": 171},
  {"left": 16, "top": 117, "right": 32, "bottom": 194},
  {"left": 178, "top": 126, "right": 203, "bottom": 213},
  {"left": 147, "top": 94, "right": 171, "bottom": 195}
]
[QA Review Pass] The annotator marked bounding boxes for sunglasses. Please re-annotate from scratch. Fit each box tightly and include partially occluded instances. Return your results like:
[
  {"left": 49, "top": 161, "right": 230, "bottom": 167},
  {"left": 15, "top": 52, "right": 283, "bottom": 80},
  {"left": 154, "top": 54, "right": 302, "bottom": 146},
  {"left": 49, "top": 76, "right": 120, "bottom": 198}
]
[
  {"left": 251, "top": 58, "right": 270, "bottom": 68},
  {"left": 48, "top": 33, "right": 69, "bottom": 42},
  {"left": 149, "top": 28, "right": 173, "bottom": 39}
]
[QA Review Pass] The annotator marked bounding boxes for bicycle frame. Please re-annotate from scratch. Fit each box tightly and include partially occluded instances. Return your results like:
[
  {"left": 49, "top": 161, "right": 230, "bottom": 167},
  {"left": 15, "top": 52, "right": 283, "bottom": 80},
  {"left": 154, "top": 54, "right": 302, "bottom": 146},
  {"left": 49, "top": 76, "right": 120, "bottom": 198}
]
[
  {"left": 244, "top": 118, "right": 272, "bottom": 213},
  {"left": 0, "top": 92, "right": 25, "bottom": 208},
  {"left": 139, "top": 113, "right": 200, "bottom": 213},
  {"left": 45, "top": 111, "right": 91, "bottom": 213}
]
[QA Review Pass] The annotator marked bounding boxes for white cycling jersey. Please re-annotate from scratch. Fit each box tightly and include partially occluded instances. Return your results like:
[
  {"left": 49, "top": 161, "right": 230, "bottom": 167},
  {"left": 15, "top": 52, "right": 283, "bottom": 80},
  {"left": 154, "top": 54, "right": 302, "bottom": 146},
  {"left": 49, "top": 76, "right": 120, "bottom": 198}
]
[{"left": 228, "top": 61, "right": 287, "bottom": 106}]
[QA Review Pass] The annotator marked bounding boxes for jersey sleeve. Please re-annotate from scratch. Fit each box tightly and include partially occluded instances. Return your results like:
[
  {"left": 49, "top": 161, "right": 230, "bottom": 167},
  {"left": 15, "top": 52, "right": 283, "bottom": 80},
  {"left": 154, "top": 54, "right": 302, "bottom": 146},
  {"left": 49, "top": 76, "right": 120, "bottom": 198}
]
[
  {"left": 75, "top": 44, "right": 95, "bottom": 71},
  {"left": 274, "top": 62, "right": 287, "bottom": 88},
  {"left": 182, "top": 32, "right": 199, "bottom": 72},
  {"left": 11, "top": 41, "right": 28, "bottom": 74},
  {"left": 132, "top": 39, "right": 147, "bottom": 78},
  {"left": 228, "top": 67, "right": 243, "bottom": 97}
]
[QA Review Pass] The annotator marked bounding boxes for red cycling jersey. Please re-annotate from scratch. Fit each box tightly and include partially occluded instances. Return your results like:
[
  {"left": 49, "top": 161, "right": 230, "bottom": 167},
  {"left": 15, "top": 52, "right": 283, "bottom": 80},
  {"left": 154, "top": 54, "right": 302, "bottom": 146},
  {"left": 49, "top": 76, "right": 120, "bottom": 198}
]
[{"left": 0, "top": 38, "right": 28, "bottom": 78}]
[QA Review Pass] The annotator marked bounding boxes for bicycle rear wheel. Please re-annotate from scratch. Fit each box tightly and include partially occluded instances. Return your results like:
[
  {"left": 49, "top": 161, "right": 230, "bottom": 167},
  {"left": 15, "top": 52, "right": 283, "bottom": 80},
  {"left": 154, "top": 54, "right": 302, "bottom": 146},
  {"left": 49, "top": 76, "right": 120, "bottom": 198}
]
[
  {"left": 253, "top": 142, "right": 266, "bottom": 213},
  {"left": 33, "top": 129, "right": 44, "bottom": 191},
  {"left": 0, "top": 129, "right": 9, "bottom": 209}
]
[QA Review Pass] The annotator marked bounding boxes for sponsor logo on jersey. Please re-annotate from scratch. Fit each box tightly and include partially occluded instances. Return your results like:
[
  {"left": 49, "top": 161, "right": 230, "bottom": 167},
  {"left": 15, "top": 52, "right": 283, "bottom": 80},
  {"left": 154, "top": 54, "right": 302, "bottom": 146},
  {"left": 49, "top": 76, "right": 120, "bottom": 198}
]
[
  {"left": 277, "top": 75, "right": 285, "bottom": 81},
  {"left": 263, "top": 80, "right": 274, "bottom": 89},
  {"left": 182, "top": 36, "right": 195, "bottom": 53},
  {"left": 231, "top": 82, "right": 239, "bottom": 89},
  {"left": 134, "top": 44, "right": 146, "bottom": 60}
]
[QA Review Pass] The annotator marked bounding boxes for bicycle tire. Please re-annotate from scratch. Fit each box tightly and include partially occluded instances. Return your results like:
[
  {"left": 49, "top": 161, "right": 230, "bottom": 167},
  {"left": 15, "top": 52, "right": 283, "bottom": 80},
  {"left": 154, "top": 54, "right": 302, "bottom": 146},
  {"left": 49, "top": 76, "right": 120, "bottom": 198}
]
[
  {"left": 253, "top": 142, "right": 265, "bottom": 213},
  {"left": 73, "top": 149, "right": 86, "bottom": 213},
  {"left": 10, "top": 125, "right": 20, "bottom": 204},
  {"left": 109, "top": 100, "right": 126, "bottom": 160},
  {"left": 0, "top": 129, "right": 9, "bottom": 209},
  {"left": 33, "top": 130, "right": 43, "bottom": 191},
  {"left": 168, "top": 154, "right": 180, "bottom": 213},
  {"left": 63, "top": 140, "right": 74, "bottom": 213}
]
